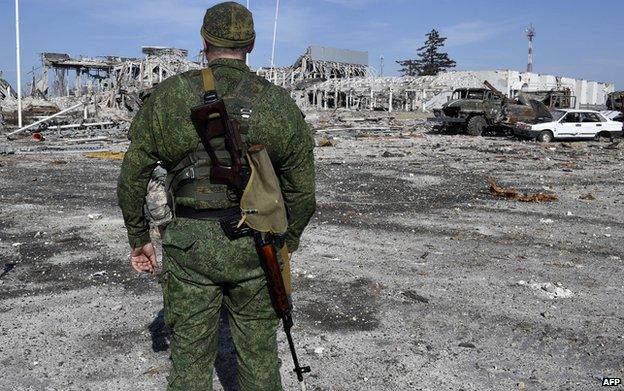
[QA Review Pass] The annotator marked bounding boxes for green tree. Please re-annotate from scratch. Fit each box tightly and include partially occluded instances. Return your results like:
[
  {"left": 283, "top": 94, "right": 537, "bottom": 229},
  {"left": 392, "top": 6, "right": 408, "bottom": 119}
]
[{"left": 397, "top": 29, "right": 456, "bottom": 76}]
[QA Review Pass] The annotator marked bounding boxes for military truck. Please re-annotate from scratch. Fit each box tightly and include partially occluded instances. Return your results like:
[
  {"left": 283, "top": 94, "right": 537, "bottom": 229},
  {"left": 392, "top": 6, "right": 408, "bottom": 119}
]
[
  {"left": 432, "top": 82, "right": 576, "bottom": 136},
  {"left": 432, "top": 87, "right": 503, "bottom": 136}
]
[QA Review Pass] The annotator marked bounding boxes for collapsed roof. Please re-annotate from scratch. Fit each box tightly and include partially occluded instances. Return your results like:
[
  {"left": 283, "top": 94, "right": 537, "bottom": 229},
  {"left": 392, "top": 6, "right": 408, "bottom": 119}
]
[{"left": 0, "top": 74, "right": 17, "bottom": 101}]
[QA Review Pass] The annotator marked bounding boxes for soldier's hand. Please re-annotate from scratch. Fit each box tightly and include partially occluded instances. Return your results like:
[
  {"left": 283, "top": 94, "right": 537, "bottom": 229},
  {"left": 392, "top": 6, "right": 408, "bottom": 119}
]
[{"left": 130, "top": 243, "right": 157, "bottom": 276}]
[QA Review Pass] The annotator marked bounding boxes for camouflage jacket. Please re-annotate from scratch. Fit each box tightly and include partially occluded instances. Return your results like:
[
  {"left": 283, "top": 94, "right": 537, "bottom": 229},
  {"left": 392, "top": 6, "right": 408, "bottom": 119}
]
[{"left": 117, "top": 58, "right": 316, "bottom": 251}]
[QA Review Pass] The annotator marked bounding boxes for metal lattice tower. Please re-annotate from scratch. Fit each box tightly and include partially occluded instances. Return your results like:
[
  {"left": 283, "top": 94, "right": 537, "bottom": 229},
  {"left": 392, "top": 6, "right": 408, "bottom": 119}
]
[{"left": 525, "top": 24, "right": 536, "bottom": 73}]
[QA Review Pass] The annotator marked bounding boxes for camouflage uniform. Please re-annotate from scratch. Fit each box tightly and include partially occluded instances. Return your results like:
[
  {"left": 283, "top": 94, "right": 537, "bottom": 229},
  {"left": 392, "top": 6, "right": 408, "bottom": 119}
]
[{"left": 117, "top": 3, "right": 316, "bottom": 390}]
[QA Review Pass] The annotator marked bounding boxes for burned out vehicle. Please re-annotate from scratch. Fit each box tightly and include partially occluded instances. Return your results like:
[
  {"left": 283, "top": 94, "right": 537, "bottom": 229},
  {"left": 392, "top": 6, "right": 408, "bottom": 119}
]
[
  {"left": 606, "top": 91, "right": 624, "bottom": 111},
  {"left": 432, "top": 87, "right": 503, "bottom": 136},
  {"left": 432, "top": 81, "right": 576, "bottom": 136}
]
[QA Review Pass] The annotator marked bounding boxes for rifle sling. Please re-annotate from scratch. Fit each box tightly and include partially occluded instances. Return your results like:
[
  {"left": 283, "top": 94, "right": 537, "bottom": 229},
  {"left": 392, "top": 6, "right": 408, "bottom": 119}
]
[{"left": 192, "top": 67, "right": 245, "bottom": 170}]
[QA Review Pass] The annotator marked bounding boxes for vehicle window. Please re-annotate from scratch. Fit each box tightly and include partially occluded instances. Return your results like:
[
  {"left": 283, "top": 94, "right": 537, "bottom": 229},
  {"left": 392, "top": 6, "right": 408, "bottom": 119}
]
[
  {"left": 467, "top": 91, "right": 484, "bottom": 99},
  {"left": 561, "top": 113, "right": 581, "bottom": 123},
  {"left": 580, "top": 113, "right": 602, "bottom": 122},
  {"left": 552, "top": 110, "right": 566, "bottom": 121}
]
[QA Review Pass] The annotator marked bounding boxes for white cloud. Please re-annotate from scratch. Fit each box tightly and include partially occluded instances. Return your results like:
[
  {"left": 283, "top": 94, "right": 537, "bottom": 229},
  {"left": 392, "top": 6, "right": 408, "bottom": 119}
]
[{"left": 441, "top": 20, "right": 521, "bottom": 47}]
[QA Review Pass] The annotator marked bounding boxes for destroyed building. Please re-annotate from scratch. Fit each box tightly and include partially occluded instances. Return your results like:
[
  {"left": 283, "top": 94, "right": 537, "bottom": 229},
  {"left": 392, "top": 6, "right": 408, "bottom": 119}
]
[
  {"left": 36, "top": 47, "right": 201, "bottom": 115},
  {"left": 292, "top": 69, "right": 615, "bottom": 113},
  {"left": 37, "top": 47, "right": 199, "bottom": 98},
  {"left": 253, "top": 45, "right": 614, "bottom": 114},
  {"left": 0, "top": 72, "right": 17, "bottom": 101},
  {"left": 0, "top": 47, "right": 201, "bottom": 133},
  {"left": 1, "top": 44, "right": 617, "bottom": 136},
  {"left": 256, "top": 45, "right": 372, "bottom": 90}
]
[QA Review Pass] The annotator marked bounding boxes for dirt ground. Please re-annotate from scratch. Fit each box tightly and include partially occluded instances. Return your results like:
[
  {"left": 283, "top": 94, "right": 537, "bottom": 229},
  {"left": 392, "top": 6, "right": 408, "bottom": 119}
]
[{"left": 1, "top": 127, "right": 623, "bottom": 390}]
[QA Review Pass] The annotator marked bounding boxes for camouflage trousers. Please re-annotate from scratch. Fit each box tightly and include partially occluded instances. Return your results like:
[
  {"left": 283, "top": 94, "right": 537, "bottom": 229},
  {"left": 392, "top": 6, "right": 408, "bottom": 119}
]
[{"left": 160, "top": 217, "right": 283, "bottom": 391}]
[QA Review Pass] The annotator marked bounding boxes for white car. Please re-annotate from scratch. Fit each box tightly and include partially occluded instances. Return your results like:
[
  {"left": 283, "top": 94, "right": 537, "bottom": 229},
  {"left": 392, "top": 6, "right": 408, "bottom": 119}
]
[{"left": 514, "top": 109, "right": 623, "bottom": 142}]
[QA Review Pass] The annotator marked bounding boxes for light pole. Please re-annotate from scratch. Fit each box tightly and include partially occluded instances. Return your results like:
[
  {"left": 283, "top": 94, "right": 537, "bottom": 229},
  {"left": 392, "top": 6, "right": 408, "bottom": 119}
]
[
  {"left": 15, "top": 0, "right": 23, "bottom": 128},
  {"left": 270, "top": 0, "right": 280, "bottom": 83}
]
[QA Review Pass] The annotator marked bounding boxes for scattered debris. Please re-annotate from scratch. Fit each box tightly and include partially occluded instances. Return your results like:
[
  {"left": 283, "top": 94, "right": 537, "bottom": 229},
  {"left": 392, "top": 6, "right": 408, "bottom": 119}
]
[
  {"left": 318, "top": 136, "right": 334, "bottom": 147},
  {"left": 143, "top": 365, "right": 169, "bottom": 376},
  {"left": 458, "top": 342, "right": 476, "bottom": 349},
  {"left": 53, "top": 234, "right": 81, "bottom": 244},
  {"left": 88, "top": 213, "right": 103, "bottom": 220},
  {"left": 85, "top": 151, "right": 125, "bottom": 160},
  {"left": 561, "top": 142, "right": 582, "bottom": 149},
  {"left": 579, "top": 193, "right": 596, "bottom": 201},
  {"left": 487, "top": 177, "right": 558, "bottom": 203},
  {"left": 91, "top": 271, "right": 108, "bottom": 278},
  {"left": 381, "top": 150, "right": 405, "bottom": 158},
  {"left": 402, "top": 290, "right": 429, "bottom": 303},
  {"left": 0, "top": 263, "right": 16, "bottom": 279},
  {"left": 517, "top": 280, "right": 573, "bottom": 299}
]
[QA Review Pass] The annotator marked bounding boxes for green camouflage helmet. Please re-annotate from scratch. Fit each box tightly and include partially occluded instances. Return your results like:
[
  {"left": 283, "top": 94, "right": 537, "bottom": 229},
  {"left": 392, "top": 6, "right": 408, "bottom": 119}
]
[{"left": 201, "top": 2, "right": 255, "bottom": 48}]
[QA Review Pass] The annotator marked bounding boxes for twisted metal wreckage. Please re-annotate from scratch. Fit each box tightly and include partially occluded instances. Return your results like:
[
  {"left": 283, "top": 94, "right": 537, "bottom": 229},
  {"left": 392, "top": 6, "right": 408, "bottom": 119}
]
[{"left": 0, "top": 45, "right": 616, "bottom": 138}]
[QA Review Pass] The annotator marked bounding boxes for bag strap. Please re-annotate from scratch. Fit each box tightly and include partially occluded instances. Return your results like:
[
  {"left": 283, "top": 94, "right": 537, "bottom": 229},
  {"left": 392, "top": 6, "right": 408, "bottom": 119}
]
[{"left": 202, "top": 68, "right": 216, "bottom": 92}]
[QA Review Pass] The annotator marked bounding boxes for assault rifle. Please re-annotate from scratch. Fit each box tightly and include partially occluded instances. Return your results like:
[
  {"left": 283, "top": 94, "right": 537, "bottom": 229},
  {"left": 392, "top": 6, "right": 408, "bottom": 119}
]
[{"left": 190, "top": 90, "right": 311, "bottom": 389}]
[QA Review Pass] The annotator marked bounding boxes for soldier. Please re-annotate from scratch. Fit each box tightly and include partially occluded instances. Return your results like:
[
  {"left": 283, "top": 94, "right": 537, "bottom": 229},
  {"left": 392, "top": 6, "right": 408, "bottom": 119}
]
[{"left": 117, "top": 2, "right": 316, "bottom": 390}]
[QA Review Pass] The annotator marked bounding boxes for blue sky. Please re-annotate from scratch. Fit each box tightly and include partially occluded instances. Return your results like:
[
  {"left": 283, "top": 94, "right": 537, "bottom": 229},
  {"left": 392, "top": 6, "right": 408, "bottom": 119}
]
[{"left": 1, "top": 0, "right": 623, "bottom": 89}]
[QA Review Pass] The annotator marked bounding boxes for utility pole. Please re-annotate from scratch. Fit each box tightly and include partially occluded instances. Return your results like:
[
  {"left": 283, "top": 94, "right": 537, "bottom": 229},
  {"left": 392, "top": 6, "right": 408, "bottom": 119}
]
[
  {"left": 245, "top": 0, "right": 250, "bottom": 66},
  {"left": 525, "top": 24, "right": 535, "bottom": 73},
  {"left": 270, "top": 0, "right": 280, "bottom": 83},
  {"left": 379, "top": 55, "right": 384, "bottom": 77},
  {"left": 15, "top": 0, "right": 23, "bottom": 127}
]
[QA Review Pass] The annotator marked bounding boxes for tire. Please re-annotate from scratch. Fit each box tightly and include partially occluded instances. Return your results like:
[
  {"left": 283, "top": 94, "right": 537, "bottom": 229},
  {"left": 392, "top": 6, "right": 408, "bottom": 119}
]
[
  {"left": 466, "top": 116, "right": 487, "bottom": 136},
  {"left": 537, "top": 130, "right": 554, "bottom": 143}
]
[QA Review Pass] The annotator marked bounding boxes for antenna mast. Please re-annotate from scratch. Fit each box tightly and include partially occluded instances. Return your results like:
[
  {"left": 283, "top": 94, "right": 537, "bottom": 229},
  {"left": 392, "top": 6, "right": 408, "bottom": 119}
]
[{"left": 526, "top": 24, "right": 536, "bottom": 73}]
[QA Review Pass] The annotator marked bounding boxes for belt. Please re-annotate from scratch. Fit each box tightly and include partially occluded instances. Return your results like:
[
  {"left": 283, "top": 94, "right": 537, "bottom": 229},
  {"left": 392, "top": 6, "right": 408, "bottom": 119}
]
[{"left": 175, "top": 205, "right": 239, "bottom": 221}]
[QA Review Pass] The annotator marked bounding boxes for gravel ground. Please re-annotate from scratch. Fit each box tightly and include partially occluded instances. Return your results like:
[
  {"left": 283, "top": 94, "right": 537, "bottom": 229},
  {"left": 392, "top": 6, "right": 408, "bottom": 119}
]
[{"left": 0, "top": 129, "right": 623, "bottom": 390}]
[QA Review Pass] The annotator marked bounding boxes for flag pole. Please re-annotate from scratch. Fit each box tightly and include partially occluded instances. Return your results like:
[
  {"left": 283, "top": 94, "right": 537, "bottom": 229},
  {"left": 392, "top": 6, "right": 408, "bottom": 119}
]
[
  {"left": 246, "top": 0, "right": 250, "bottom": 66},
  {"left": 15, "top": 0, "right": 23, "bottom": 128},
  {"left": 270, "top": 0, "right": 280, "bottom": 83}
]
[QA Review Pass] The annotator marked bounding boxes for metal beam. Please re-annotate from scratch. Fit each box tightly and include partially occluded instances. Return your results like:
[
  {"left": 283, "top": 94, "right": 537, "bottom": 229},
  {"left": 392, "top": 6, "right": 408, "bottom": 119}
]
[{"left": 6, "top": 102, "right": 85, "bottom": 138}]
